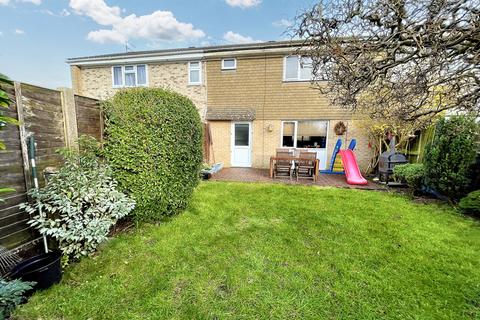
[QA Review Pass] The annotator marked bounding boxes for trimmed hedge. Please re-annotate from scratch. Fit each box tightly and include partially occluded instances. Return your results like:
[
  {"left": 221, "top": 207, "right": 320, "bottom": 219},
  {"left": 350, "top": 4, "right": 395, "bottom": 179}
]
[
  {"left": 424, "top": 116, "right": 479, "bottom": 200},
  {"left": 103, "top": 88, "right": 203, "bottom": 222},
  {"left": 393, "top": 163, "right": 425, "bottom": 193},
  {"left": 459, "top": 190, "right": 480, "bottom": 217}
]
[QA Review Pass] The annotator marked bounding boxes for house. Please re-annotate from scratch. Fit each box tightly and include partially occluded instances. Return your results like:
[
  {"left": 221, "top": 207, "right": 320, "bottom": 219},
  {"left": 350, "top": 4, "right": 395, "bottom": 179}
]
[{"left": 67, "top": 40, "right": 372, "bottom": 172}]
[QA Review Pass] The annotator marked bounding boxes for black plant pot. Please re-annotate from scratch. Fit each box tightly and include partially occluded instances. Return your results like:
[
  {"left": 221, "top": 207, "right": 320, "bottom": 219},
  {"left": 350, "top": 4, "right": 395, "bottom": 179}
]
[
  {"left": 10, "top": 250, "right": 62, "bottom": 291},
  {"left": 201, "top": 171, "right": 212, "bottom": 180}
]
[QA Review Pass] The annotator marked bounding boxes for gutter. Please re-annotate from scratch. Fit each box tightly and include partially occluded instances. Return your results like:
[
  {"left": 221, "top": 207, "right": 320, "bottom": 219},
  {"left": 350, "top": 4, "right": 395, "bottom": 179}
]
[{"left": 66, "top": 40, "right": 308, "bottom": 67}]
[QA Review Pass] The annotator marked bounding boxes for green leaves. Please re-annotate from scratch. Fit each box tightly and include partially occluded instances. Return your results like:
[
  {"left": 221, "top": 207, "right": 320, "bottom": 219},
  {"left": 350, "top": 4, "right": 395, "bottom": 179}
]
[
  {"left": 21, "top": 136, "right": 135, "bottom": 260},
  {"left": 0, "top": 72, "right": 13, "bottom": 108},
  {"left": 0, "top": 73, "right": 18, "bottom": 151},
  {"left": 424, "top": 115, "right": 480, "bottom": 200},
  {"left": 394, "top": 163, "right": 426, "bottom": 193},
  {"left": 458, "top": 190, "right": 480, "bottom": 216},
  {"left": 0, "top": 279, "right": 35, "bottom": 318},
  {"left": 103, "top": 88, "right": 203, "bottom": 222}
]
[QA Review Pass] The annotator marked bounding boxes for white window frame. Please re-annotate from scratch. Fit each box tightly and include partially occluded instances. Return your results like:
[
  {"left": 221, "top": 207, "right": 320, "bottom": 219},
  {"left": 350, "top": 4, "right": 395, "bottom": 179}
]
[
  {"left": 283, "top": 56, "right": 313, "bottom": 82},
  {"left": 222, "top": 58, "right": 237, "bottom": 70},
  {"left": 188, "top": 61, "right": 202, "bottom": 85},
  {"left": 280, "top": 120, "right": 329, "bottom": 149},
  {"left": 111, "top": 65, "right": 148, "bottom": 88},
  {"left": 280, "top": 120, "right": 298, "bottom": 148}
]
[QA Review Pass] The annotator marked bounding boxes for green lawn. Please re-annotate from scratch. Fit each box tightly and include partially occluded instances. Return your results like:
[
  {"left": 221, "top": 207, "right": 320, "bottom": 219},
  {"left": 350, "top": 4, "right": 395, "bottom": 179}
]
[{"left": 15, "top": 182, "right": 480, "bottom": 319}]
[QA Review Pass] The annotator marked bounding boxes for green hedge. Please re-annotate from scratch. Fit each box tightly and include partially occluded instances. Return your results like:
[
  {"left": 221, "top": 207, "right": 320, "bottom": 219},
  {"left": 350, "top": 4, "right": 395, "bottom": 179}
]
[
  {"left": 103, "top": 88, "right": 203, "bottom": 222},
  {"left": 424, "top": 116, "right": 479, "bottom": 200},
  {"left": 393, "top": 163, "right": 425, "bottom": 193},
  {"left": 459, "top": 190, "right": 480, "bottom": 217}
]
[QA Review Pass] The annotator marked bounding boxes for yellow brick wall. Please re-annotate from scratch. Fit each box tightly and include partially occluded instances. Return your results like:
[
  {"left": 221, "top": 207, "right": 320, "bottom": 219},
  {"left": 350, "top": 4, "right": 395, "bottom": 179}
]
[
  {"left": 209, "top": 119, "right": 373, "bottom": 173},
  {"left": 71, "top": 62, "right": 207, "bottom": 119},
  {"left": 206, "top": 56, "right": 354, "bottom": 120}
]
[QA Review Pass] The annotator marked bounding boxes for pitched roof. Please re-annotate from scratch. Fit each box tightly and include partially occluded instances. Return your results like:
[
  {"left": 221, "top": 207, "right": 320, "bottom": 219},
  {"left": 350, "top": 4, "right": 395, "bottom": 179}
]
[
  {"left": 67, "top": 40, "right": 306, "bottom": 65},
  {"left": 205, "top": 108, "right": 256, "bottom": 121}
]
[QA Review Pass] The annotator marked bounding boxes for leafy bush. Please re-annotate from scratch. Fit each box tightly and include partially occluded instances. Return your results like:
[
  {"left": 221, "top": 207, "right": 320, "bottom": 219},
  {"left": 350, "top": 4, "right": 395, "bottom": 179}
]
[
  {"left": 458, "top": 190, "right": 480, "bottom": 217},
  {"left": 0, "top": 73, "right": 19, "bottom": 151},
  {"left": 424, "top": 116, "right": 479, "bottom": 200},
  {"left": 103, "top": 88, "right": 203, "bottom": 222},
  {"left": 0, "top": 279, "right": 35, "bottom": 319},
  {"left": 394, "top": 163, "right": 425, "bottom": 193},
  {"left": 21, "top": 136, "right": 135, "bottom": 260}
]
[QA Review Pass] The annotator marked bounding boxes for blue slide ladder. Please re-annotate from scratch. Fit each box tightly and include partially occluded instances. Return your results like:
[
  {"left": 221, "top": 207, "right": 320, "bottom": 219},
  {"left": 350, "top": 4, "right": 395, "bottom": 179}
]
[{"left": 321, "top": 138, "right": 357, "bottom": 174}]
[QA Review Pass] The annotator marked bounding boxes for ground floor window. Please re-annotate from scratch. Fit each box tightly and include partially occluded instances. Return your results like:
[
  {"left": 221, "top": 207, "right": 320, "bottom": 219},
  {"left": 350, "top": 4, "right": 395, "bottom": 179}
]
[{"left": 281, "top": 120, "right": 328, "bottom": 148}]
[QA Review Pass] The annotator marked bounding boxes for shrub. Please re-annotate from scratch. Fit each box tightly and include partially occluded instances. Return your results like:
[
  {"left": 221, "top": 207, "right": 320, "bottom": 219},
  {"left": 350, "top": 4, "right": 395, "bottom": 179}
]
[
  {"left": 458, "top": 190, "right": 480, "bottom": 217},
  {"left": 0, "top": 279, "right": 35, "bottom": 319},
  {"left": 424, "top": 116, "right": 479, "bottom": 200},
  {"left": 393, "top": 163, "right": 425, "bottom": 193},
  {"left": 21, "top": 136, "right": 135, "bottom": 260},
  {"left": 103, "top": 88, "right": 203, "bottom": 222}
]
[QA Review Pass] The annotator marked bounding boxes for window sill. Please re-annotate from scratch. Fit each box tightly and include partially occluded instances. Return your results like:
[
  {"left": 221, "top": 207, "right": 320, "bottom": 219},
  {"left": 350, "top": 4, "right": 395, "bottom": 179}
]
[
  {"left": 282, "top": 79, "right": 313, "bottom": 83},
  {"left": 112, "top": 84, "right": 149, "bottom": 88}
]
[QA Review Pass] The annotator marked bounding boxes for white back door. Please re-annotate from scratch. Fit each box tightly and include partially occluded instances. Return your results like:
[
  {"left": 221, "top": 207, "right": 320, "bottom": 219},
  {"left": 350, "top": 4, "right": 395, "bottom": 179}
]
[{"left": 231, "top": 122, "right": 252, "bottom": 167}]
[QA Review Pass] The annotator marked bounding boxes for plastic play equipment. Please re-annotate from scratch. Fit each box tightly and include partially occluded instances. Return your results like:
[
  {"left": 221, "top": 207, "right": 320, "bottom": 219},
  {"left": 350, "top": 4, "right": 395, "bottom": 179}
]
[
  {"left": 347, "top": 139, "right": 356, "bottom": 151},
  {"left": 321, "top": 139, "right": 357, "bottom": 174},
  {"left": 338, "top": 149, "right": 368, "bottom": 185},
  {"left": 321, "top": 139, "right": 343, "bottom": 174}
]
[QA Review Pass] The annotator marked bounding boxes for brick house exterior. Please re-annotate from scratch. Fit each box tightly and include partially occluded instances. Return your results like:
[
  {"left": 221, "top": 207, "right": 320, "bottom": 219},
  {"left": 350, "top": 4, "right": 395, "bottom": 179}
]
[{"left": 67, "top": 41, "right": 373, "bottom": 172}]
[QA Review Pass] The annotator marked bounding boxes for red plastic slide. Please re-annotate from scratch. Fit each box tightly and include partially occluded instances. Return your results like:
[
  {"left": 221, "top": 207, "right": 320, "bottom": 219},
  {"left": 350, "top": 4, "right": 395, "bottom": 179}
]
[{"left": 338, "top": 149, "right": 368, "bottom": 185}]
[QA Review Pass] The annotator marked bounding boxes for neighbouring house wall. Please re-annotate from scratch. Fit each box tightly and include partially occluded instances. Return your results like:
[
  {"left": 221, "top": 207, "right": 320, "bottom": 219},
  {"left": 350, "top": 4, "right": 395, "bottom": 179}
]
[{"left": 71, "top": 62, "right": 208, "bottom": 119}]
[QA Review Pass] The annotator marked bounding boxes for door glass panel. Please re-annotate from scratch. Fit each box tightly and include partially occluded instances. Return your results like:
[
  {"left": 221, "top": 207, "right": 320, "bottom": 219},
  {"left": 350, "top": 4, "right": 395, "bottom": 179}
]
[{"left": 234, "top": 124, "right": 249, "bottom": 146}]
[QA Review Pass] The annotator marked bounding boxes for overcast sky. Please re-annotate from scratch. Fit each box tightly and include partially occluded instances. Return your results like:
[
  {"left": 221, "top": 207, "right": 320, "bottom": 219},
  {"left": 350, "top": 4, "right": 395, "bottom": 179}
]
[{"left": 0, "top": 0, "right": 315, "bottom": 89}]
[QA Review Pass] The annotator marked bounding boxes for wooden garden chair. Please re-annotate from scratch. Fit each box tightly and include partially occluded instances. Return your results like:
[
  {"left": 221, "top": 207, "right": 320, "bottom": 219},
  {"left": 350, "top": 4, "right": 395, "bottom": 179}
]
[
  {"left": 296, "top": 152, "right": 317, "bottom": 181},
  {"left": 274, "top": 150, "right": 294, "bottom": 180}
]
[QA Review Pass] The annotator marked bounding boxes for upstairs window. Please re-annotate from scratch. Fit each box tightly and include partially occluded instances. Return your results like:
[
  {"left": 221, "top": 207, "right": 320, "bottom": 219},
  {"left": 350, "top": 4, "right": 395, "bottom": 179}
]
[
  {"left": 284, "top": 56, "right": 313, "bottom": 81},
  {"left": 188, "top": 61, "right": 202, "bottom": 85},
  {"left": 222, "top": 58, "right": 237, "bottom": 70},
  {"left": 112, "top": 65, "right": 147, "bottom": 87}
]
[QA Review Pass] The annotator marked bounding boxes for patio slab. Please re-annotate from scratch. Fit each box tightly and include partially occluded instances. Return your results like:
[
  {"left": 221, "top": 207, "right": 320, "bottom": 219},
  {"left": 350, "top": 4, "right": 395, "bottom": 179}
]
[{"left": 211, "top": 168, "right": 386, "bottom": 190}]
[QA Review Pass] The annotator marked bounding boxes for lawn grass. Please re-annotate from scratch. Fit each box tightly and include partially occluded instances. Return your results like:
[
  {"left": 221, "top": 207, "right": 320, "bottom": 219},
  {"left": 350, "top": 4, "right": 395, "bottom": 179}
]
[{"left": 15, "top": 182, "right": 480, "bottom": 319}]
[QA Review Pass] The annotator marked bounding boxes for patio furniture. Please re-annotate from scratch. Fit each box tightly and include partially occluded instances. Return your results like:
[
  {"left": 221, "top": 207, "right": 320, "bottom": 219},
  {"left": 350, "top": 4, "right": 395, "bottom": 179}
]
[
  {"left": 269, "top": 153, "right": 319, "bottom": 182},
  {"left": 273, "top": 150, "right": 294, "bottom": 179},
  {"left": 296, "top": 152, "right": 317, "bottom": 181}
]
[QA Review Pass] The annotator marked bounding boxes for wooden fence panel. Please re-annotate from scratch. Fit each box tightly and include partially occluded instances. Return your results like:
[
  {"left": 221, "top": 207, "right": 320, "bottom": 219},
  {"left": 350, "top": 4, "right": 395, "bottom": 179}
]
[
  {"left": 0, "top": 83, "right": 31, "bottom": 249},
  {"left": 0, "top": 82, "right": 102, "bottom": 251},
  {"left": 21, "top": 84, "right": 65, "bottom": 188},
  {"left": 75, "top": 95, "right": 103, "bottom": 142}
]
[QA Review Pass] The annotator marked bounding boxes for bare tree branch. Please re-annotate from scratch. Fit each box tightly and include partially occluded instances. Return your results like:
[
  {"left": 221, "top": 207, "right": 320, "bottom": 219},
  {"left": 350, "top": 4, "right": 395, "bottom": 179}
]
[{"left": 294, "top": 0, "right": 480, "bottom": 127}]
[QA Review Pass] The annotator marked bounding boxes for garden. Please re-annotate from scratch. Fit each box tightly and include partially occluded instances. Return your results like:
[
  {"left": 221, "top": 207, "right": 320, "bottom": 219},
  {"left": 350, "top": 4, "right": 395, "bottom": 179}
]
[
  {"left": 1, "top": 1, "right": 479, "bottom": 317},
  {"left": 11, "top": 183, "right": 480, "bottom": 319},
  {"left": 0, "top": 84, "right": 478, "bottom": 319}
]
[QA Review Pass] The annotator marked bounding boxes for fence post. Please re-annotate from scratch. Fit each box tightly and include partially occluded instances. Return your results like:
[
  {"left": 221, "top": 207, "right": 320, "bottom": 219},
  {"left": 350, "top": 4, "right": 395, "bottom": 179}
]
[
  {"left": 59, "top": 88, "right": 79, "bottom": 149},
  {"left": 14, "top": 82, "right": 32, "bottom": 192}
]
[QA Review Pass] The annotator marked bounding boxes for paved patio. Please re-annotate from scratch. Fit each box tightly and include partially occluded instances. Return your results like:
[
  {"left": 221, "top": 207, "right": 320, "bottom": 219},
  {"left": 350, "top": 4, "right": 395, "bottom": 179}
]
[{"left": 211, "top": 168, "right": 386, "bottom": 190}]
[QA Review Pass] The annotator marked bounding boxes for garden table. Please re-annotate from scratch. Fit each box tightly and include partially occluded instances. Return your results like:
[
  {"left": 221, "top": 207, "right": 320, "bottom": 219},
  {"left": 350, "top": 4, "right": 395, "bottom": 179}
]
[{"left": 269, "top": 156, "right": 319, "bottom": 181}]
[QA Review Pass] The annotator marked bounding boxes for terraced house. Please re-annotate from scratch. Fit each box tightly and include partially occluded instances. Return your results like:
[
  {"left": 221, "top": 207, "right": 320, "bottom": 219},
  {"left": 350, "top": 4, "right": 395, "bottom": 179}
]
[{"left": 67, "top": 41, "right": 372, "bottom": 172}]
